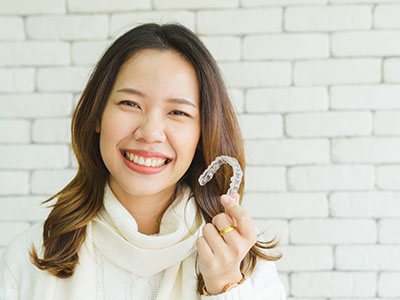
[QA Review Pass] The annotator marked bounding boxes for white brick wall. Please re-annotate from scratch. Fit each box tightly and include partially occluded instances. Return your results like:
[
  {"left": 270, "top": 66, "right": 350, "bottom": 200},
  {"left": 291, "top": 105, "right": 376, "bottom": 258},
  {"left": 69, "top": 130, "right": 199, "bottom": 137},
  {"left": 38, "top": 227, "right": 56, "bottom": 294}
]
[{"left": 1, "top": 2, "right": 399, "bottom": 298}]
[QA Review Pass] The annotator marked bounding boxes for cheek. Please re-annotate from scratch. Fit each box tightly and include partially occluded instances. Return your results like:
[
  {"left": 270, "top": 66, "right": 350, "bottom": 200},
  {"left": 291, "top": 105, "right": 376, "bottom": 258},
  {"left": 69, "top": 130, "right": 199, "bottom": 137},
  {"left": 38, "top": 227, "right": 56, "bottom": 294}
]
[{"left": 170, "top": 124, "right": 200, "bottom": 160}]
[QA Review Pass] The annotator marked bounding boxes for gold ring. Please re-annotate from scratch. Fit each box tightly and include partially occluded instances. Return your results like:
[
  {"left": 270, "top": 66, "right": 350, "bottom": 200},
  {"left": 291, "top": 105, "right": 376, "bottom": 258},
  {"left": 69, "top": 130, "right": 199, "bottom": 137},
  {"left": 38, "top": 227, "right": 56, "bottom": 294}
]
[{"left": 219, "top": 225, "right": 236, "bottom": 236}]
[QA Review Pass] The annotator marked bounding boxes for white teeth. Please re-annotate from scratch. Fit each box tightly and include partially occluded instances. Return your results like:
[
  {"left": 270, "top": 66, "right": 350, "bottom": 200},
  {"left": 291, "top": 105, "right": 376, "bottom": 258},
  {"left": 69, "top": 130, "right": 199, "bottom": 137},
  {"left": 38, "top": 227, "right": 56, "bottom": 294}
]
[
  {"left": 138, "top": 156, "right": 145, "bottom": 165},
  {"left": 124, "top": 151, "right": 168, "bottom": 168},
  {"left": 145, "top": 158, "right": 152, "bottom": 167}
]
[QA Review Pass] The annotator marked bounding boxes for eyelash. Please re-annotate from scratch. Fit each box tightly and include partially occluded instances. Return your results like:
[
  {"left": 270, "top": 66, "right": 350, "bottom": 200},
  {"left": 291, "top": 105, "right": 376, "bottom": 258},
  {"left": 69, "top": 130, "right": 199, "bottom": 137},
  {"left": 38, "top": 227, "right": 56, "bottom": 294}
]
[
  {"left": 169, "top": 110, "right": 190, "bottom": 117},
  {"left": 120, "top": 100, "right": 140, "bottom": 108},
  {"left": 119, "top": 101, "right": 190, "bottom": 117}
]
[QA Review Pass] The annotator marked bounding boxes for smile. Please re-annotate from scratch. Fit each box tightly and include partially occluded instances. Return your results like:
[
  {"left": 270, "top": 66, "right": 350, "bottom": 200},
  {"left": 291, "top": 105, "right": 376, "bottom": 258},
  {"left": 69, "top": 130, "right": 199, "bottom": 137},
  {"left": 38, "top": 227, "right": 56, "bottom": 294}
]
[{"left": 122, "top": 150, "right": 169, "bottom": 168}]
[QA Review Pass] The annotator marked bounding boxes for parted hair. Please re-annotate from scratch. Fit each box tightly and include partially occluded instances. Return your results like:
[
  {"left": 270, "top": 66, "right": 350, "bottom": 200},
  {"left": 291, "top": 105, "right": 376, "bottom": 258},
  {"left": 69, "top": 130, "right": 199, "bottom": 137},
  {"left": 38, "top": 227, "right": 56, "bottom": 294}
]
[{"left": 30, "top": 23, "right": 280, "bottom": 294}]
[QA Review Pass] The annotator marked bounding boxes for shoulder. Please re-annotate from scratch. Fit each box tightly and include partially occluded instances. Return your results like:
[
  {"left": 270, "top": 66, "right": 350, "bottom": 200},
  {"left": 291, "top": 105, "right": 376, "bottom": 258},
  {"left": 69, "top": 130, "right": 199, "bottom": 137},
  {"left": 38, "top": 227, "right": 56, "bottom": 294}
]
[
  {"left": 248, "top": 258, "right": 286, "bottom": 298},
  {"left": 1, "top": 223, "right": 44, "bottom": 288}
]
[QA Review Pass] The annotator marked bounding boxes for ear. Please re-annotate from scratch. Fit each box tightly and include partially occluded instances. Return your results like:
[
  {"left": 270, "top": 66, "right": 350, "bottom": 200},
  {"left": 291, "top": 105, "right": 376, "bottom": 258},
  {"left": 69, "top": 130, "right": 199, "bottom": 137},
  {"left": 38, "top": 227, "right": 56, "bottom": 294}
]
[{"left": 95, "top": 122, "right": 100, "bottom": 133}]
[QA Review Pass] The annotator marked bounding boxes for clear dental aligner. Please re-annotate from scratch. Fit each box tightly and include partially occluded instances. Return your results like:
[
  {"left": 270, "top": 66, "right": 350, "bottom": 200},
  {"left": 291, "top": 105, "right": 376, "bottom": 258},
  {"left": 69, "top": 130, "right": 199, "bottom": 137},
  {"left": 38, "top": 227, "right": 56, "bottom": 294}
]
[{"left": 198, "top": 155, "right": 243, "bottom": 195}]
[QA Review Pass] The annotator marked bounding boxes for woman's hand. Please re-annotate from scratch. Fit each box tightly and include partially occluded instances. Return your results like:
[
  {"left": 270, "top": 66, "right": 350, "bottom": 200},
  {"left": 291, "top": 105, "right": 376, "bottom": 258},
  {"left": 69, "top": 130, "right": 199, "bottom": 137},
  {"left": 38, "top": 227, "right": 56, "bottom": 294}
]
[{"left": 196, "top": 193, "right": 258, "bottom": 295}]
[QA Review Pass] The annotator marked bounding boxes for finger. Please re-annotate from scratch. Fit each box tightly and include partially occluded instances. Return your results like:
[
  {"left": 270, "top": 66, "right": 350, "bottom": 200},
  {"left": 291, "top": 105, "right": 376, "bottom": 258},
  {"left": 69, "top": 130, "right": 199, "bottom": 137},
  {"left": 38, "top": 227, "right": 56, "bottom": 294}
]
[
  {"left": 221, "top": 195, "right": 255, "bottom": 239},
  {"left": 196, "top": 236, "right": 214, "bottom": 259},
  {"left": 202, "top": 223, "right": 229, "bottom": 256},
  {"left": 212, "top": 213, "right": 240, "bottom": 244}
]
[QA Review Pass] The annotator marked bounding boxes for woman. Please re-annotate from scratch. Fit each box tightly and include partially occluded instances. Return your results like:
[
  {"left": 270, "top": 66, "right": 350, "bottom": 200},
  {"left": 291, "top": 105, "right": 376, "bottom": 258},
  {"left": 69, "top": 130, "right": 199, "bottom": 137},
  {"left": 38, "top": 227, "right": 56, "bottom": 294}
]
[{"left": 0, "top": 23, "right": 285, "bottom": 299}]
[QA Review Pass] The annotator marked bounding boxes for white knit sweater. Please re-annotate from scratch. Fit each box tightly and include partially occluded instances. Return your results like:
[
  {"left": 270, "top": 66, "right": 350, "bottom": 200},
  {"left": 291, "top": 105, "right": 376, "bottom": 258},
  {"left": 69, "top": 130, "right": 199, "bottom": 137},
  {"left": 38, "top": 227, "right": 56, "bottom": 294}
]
[
  {"left": 0, "top": 185, "right": 286, "bottom": 300},
  {"left": 0, "top": 225, "right": 285, "bottom": 300}
]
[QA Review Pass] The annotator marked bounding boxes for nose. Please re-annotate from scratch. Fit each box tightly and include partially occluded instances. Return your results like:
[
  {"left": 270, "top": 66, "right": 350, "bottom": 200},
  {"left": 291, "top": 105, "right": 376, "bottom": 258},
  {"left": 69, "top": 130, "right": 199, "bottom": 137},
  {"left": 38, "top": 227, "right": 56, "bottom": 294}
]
[{"left": 133, "top": 115, "right": 166, "bottom": 144}]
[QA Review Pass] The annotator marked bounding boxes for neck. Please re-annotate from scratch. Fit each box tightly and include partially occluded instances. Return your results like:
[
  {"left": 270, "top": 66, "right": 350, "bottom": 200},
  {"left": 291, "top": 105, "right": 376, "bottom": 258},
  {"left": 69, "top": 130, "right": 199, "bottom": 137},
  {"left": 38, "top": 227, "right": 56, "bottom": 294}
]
[{"left": 108, "top": 180, "right": 176, "bottom": 235}]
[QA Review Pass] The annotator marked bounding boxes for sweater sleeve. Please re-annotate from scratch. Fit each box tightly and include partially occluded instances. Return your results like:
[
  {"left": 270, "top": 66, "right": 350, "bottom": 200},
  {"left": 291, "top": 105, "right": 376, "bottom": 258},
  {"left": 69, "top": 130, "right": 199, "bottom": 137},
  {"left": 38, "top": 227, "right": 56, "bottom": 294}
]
[
  {"left": 0, "top": 244, "right": 20, "bottom": 300},
  {"left": 200, "top": 260, "right": 286, "bottom": 300},
  {"left": 0, "top": 223, "right": 43, "bottom": 300}
]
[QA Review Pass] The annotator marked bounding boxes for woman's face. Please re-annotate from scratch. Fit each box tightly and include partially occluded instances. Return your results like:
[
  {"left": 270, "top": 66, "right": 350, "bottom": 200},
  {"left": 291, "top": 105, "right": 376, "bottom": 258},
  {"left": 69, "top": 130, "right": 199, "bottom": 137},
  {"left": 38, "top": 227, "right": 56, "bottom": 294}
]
[{"left": 98, "top": 49, "right": 201, "bottom": 199}]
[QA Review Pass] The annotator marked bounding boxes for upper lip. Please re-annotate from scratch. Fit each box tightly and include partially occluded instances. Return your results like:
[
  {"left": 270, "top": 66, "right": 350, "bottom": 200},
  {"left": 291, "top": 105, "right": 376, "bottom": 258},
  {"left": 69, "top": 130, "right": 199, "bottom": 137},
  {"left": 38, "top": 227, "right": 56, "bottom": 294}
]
[{"left": 122, "top": 149, "right": 172, "bottom": 160}]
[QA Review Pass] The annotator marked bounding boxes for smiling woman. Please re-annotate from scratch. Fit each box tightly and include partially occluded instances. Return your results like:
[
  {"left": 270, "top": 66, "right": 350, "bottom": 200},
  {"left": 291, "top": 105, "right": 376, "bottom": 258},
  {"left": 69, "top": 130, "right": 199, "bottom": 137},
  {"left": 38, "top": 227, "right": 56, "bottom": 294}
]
[{"left": 0, "top": 23, "right": 285, "bottom": 300}]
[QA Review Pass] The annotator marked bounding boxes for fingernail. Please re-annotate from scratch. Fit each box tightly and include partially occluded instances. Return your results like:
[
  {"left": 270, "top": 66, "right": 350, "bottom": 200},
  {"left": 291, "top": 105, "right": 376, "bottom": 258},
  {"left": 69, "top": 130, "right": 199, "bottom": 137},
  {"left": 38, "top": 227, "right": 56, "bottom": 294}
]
[
  {"left": 232, "top": 193, "right": 240, "bottom": 201},
  {"left": 221, "top": 195, "right": 230, "bottom": 205}
]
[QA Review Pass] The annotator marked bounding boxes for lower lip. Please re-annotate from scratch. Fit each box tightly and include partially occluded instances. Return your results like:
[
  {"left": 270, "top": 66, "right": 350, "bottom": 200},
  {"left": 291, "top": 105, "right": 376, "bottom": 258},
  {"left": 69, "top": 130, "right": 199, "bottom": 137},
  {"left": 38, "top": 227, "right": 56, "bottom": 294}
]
[{"left": 120, "top": 152, "right": 170, "bottom": 175}]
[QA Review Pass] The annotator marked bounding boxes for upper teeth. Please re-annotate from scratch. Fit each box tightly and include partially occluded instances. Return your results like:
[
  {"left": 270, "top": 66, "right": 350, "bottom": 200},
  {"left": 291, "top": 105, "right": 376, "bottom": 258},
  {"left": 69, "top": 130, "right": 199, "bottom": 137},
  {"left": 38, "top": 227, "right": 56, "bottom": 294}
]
[{"left": 123, "top": 151, "right": 167, "bottom": 167}]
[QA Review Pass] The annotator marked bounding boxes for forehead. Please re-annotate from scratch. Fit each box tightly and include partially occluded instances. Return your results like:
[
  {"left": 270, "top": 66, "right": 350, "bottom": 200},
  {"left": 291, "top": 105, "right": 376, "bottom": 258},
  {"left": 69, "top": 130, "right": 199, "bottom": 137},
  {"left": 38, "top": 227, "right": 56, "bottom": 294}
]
[{"left": 111, "top": 49, "right": 200, "bottom": 105}]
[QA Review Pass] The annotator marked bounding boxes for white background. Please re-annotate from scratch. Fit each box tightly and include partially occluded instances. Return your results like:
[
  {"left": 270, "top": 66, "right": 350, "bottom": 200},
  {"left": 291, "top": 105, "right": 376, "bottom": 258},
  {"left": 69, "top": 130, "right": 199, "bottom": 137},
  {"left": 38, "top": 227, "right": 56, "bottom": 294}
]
[{"left": 1, "top": 0, "right": 400, "bottom": 298}]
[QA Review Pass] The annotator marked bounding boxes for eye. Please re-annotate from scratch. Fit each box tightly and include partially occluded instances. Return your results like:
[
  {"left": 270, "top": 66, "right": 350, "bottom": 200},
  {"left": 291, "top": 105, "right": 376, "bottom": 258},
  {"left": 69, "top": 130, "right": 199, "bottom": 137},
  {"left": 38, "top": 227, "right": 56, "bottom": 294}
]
[
  {"left": 120, "top": 100, "right": 140, "bottom": 109},
  {"left": 169, "top": 110, "right": 189, "bottom": 117}
]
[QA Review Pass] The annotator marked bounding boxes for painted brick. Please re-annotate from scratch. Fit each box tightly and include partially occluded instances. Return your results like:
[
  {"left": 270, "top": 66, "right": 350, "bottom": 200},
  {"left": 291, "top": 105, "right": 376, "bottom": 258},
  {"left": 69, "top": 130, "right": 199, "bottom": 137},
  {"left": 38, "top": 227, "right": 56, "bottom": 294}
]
[
  {"left": 0, "top": 145, "right": 69, "bottom": 169},
  {"left": 290, "top": 219, "right": 376, "bottom": 244},
  {"left": 243, "top": 192, "right": 328, "bottom": 218},
  {"left": 0, "top": 0, "right": 65, "bottom": 15},
  {"left": 294, "top": 59, "right": 381, "bottom": 86},
  {"left": 374, "top": 5, "right": 400, "bottom": 28},
  {"left": 0, "top": 171, "right": 29, "bottom": 195},
  {"left": 291, "top": 272, "right": 376, "bottom": 297},
  {"left": 32, "top": 118, "right": 71, "bottom": 143},
  {"left": 0, "top": 68, "right": 35, "bottom": 92},
  {"left": 288, "top": 165, "right": 375, "bottom": 191},
  {"left": 286, "top": 112, "right": 371, "bottom": 137},
  {"left": 239, "top": 114, "right": 283, "bottom": 139},
  {"left": 197, "top": 9, "right": 282, "bottom": 35},
  {"left": 110, "top": 11, "right": 196, "bottom": 37},
  {"left": 0, "top": 17, "right": 24, "bottom": 40},
  {"left": 228, "top": 89, "right": 244, "bottom": 114},
  {"left": 0, "top": 120, "right": 30, "bottom": 143},
  {"left": 252, "top": 219, "right": 289, "bottom": 245},
  {"left": 154, "top": 0, "right": 239, "bottom": 9},
  {"left": 245, "top": 167, "right": 286, "bottom": 192},
  {"left": 0, "top": 41, "right": 70, "bottom": 66},
  {"left": 285, "top": 5, "right": 371, "bottom": 32},
  {"left": 0, "top": 42, "right": 70, "bottom": 66},
  {"left": 72, "top": 41, "right": 110, "bottom": 65},
  {"left": 0, "top": 94, "right": 72, "bottom": 118},
  {"left": 246, "top": 87, "right": 329, "bottom": 113},
  {"left": 0, "top": 196, "right": 48, "bottom": 221},
  {"left": 379, "top": 273, "right": 400, "bottom": 297},
  {"left": 377, "top": 166, "right": 400, "bottom": 190},
  {"left": 26, "top": 15, "right": 108, "bottom": 40},
  {"left": 245, "top": 139, "right": 329, "bottom": 165},
  {"left": 37, "top": 67, "right": 92, "bottom": 92},
  {"left": 200, "top": 36, "right": 241, "bottom": 61},
  {"left": 242, "top": 0, "right": 327, "bottom": 6},
  {"left": 31, "top": 169, "right": 76, "bottom": 195},
  {"left": 379, "top": 220, "right": 400, "bottom": 244},
  {"left": 220, "top": 62, "right": 291, "bottom": 88},
  {"left": 68, "top": 0, "right": 151, "bottom": 13},
  {"left": 330, "top": 192, "right": 400, "bottom": 218},
  {"left": 336, "top": 245, "right": 400, "bottom": 270},
  {"left": 277, "top": 246, "right": 333, "bottom": 271},
  {"left": 331, "top": 85, "right": 400, "bottom": 109},
  {"left": 375, "top": 111, "right": 400, "bottom": 135},
  {"left": 332, "top": 138, "right": 400, "bottom": 163},
  {"left": 384, "top": 58, "right": 400, "bottom": 83},
  {"left": 243, "top": 34, "right": 329, "bottom": 60},
  {"left": 0, "top": 222, "right": 30, "bottom": 246},
  {"left": 332, "top": 0, "right": 400, "bottom": 2},
  {"left": 332, "top": 31, "right": 400, "bottom": 56}
]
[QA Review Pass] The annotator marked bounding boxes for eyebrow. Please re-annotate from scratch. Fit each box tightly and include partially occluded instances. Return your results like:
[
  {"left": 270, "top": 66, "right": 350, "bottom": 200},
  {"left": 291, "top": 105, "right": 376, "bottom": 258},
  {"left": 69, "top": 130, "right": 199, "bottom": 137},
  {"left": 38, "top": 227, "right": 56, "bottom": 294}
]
[{"left": 116, "top": 87, "right": 197, "bottom": 108}]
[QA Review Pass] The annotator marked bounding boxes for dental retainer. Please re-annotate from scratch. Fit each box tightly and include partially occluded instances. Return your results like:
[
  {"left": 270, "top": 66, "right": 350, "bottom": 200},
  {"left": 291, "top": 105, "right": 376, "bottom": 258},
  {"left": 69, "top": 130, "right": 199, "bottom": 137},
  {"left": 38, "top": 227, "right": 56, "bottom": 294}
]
[{"left": 198, "top": 155, "right": 243, "bottom": 195}]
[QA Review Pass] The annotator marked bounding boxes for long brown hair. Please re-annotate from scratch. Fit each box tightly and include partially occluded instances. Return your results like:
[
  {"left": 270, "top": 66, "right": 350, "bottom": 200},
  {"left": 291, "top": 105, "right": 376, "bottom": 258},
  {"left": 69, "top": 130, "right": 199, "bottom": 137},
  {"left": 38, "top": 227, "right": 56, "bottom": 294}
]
[{"left": 30, "top": 23, "right": 280, "bottom": 291}]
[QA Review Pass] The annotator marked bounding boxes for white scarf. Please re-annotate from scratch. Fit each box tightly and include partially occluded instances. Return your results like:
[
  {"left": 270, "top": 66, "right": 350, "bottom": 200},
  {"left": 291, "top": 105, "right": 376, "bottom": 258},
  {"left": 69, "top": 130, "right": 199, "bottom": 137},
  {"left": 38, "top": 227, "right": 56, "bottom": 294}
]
[{"left": 33, "top": 184, "right": 205, "bottom": 300}]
